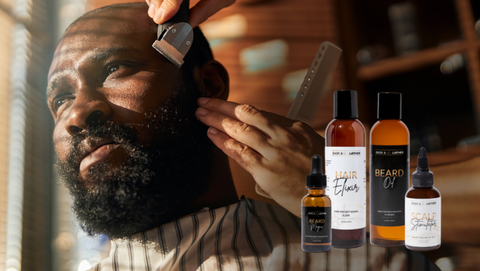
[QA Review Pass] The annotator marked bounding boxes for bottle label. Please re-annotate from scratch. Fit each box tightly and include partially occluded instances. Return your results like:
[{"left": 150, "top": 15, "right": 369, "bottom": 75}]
[
  {"left": 301, "top": 207, "right": 331, "bottom": 244},
  {"left": 370, "top": 145, "right": 409, "bottom": 227},
  {"left": 325, "top": 146, "right": 366, "bottom": 230},
  {"left": 405, "top": 197, "right": 441, "bottom": 247}
]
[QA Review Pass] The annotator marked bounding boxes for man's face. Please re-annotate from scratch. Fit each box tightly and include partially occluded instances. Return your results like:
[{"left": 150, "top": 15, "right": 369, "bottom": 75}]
[{"left": 47, "top": 6, "right": 213, "bottom": 238}]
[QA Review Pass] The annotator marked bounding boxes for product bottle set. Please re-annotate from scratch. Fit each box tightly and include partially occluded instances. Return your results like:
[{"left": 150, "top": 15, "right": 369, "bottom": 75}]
[{"left": 301, "top": 90, "right": 441, "bottom": 252}]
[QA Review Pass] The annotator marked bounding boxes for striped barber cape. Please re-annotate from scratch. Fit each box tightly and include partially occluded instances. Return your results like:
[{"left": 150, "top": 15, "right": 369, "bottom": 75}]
[{"left": 88, "top": 197, "right": 439, "bottom": 271}]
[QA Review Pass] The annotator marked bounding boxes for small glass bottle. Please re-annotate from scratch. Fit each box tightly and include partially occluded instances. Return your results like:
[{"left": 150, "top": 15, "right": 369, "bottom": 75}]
[
  {"left": 302, "top": 155, "right": 332, "bottom": 252},
  {"left": 405, "top": 147, "right": 441, "bottom": 251}
]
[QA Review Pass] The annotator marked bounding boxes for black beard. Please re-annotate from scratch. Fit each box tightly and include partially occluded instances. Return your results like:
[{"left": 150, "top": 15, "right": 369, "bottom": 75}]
[{"left": 55, "top": 87, "right": 214, "bottom": 239}]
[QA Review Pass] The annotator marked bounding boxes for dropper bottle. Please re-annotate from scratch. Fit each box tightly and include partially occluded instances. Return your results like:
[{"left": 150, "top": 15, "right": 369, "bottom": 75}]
[
  {"left": 405, "top": 147, "right": 441, "bottom": 251},
  {"left": 301, "top": 155, "right": 332, "bottom": 252}
]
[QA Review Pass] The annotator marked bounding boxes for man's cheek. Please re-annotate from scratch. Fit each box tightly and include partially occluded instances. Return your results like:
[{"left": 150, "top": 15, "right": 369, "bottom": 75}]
[{"left": 53, "top": 127, "right": 72, "bottom": 163}]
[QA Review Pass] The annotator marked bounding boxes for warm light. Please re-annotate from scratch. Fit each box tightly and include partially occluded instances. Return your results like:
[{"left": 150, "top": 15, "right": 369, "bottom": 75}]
[
  {"left": 240, "top": 39, "right": 288, "bottom": 72},
  {"left": 78, "top": 260, "right": 91, "bottom": 271},
  {"left": 202, "top": 14, "right": 247, "bottom": 41},
  {"left": 282, "top": 69, "right": 308, "bottom": 101},
  {"left": 435, "top": 257, "right": 454, "bottom": 271}
]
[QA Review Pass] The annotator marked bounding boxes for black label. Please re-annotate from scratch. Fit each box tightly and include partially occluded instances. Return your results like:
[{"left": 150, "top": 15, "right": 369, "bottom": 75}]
[
  {"left": 370, "top": 145, "right": 409, "bottom": 227},
  {"left": 301, "top": 207, "right": 331, "bottom": 244}
]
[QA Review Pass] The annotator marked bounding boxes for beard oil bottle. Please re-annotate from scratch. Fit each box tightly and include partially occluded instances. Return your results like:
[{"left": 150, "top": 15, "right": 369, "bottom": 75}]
[
  {"left": 405, "top": 147, "right": 441, "bottom": 251},
  {"left": 302, "top": 155, "right": 332, "bottom": 252},
  {"left": 370, "top": 92, "right": 410, "bottom": 247},
  {"left": 325, "top": 90, "right": 366, "bottom": 248}
]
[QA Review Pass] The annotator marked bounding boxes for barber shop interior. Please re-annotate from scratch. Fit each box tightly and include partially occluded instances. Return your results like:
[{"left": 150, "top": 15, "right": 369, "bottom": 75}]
[{"left": 0, "top": 0, "right": 479, "bottom": 270}]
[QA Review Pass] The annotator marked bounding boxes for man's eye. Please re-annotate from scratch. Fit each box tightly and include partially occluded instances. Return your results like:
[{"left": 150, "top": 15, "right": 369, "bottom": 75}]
[
  {"left": 53, "top": 98, "right": 66, "bottom": 113},
  {"left": 108, "top": 65, "right": 119, "bottom": 75}
]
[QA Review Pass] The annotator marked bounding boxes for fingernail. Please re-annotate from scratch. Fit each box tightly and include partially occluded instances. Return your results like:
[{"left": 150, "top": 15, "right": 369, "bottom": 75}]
[
  {"left": 208, "top": 127, "right": 219, "bottom": 135},
  {"left": 154, "top": 8, "right": 164, "bottom": 23},
  {"left": 196, "top": 107, "right": 209, "bottom": 116},
  {"left": 148, "top": 3, "right": 155, "bottom": 18},
  {"left": 198, "top": 97, "right": 210, "bottom": 105}
]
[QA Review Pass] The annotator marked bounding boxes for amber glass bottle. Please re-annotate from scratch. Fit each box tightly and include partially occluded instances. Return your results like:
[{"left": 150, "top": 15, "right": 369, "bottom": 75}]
[
  {"left": 370, "top": 92, "right": 410, "bottom": 247},
  {"left": 302, "top": 155, "right": 332, "bottom": 252},
  {"left": 325, "top": 90, "right": 366, "bottom": 248}
]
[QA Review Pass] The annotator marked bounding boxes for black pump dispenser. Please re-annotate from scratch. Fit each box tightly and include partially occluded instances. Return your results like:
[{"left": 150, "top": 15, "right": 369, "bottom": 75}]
[
  {"left": 307, "top": 155, "right": 327, "bottom": 188},
  {"left": 412, "top": 147, "right": 434, "bottom": 187}
]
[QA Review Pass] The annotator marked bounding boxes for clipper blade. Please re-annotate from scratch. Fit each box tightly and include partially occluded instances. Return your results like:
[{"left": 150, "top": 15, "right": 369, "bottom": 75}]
[{"left": 152, "top": 22, "right": 194, "bottom": 68}]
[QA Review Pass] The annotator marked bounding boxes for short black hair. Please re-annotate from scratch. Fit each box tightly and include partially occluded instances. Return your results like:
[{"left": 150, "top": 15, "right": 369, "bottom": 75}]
[{"left": 64, "top": 2, "right": 213, "bottom": 72}]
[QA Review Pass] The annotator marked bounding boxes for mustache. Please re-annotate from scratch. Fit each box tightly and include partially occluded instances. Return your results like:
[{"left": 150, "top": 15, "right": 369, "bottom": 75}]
[{"left": 68, "top": 122, "right": 139, "bottom": 164}]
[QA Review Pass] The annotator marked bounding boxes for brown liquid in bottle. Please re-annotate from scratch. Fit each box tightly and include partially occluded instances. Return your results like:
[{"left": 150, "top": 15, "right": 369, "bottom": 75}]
[
  {"left": 302, "top": 188, "right": 332, "bottom": 252},
  {"left": 326, "top": 119, "right": 366, "bottom": 248},
  {"left": 302, "top": 155, "right": 331, "bottom": 253},
  {"left": 370, "top": 119, "right": 409, "bottom": 247}
]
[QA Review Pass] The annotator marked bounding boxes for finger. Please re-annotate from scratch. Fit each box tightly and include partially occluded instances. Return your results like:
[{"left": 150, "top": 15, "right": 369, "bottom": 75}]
[
  {"left": 189, "top": 0, "right": 235, "bottom": 28},
  {"left": 195, "top": 106, "right": 270, "bottom": 151},
  {"left": 153, "top": 0, "right": 182, "bottom": 24},
  {"left": 197, "top": 98, "right": 278, "bottom": 137},
  {"left": 206, "top": 127, "right": 263, "bottom": 173},
  {"left": 147, "top": 0, "right": 161, "bottom": 18}
]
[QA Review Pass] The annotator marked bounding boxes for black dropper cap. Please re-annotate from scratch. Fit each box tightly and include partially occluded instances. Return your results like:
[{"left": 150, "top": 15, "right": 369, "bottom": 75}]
[
  {"left": 334, "top": 90, "right": 359, "bottom": 119},
  {"left": 306, "top": 154, "right": 327, "bottom": 188},
  {"left": 377, "top": 92, "right": 402, "bottom": 119},
  {"left": 412, "top": 147, "right": 434, "bottom": 187}
]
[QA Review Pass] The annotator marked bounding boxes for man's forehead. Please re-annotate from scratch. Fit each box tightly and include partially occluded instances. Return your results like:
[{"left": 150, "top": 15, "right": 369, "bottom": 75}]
[{"left": 48, "top": 6, "right": 155, "bottom": 78}]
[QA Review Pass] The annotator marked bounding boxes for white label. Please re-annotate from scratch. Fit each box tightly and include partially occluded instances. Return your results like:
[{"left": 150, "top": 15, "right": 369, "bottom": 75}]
[
  {"left": 405, "top": 197, "right": 441, "bottom": 247},
  {"left": 325, "top": 146, "right": 366, "bottom": 230}
]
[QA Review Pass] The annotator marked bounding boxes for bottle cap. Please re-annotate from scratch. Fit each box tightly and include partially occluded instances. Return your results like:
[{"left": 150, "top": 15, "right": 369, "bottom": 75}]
[
  {"left": 412, "top": 147, "right": 434, "bottom": 187},
  {"left": 334, "top": 90, "right": 359, "bottom": 119},
  {"left": 306, "top": 154, "right": 327, "bottom": 188},
  {"left": 377, "top": 92, "right": 402, "bottom": 119}
]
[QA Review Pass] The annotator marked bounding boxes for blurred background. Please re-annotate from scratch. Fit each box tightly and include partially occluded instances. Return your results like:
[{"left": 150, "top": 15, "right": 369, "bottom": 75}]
[{"left": 0, "top": 0, "right": 479, "bottom": 270}]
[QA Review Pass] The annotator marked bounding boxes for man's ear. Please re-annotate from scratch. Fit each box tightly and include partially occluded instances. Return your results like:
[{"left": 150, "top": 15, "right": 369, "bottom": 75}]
[{"left": 195, "top": 60, "right": 229, "bottom": 101}]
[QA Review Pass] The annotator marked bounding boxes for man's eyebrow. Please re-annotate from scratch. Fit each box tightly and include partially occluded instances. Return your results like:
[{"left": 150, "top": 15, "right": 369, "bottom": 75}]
[{"left": 47, "top": 46, "right": 142, "bottom": 96}]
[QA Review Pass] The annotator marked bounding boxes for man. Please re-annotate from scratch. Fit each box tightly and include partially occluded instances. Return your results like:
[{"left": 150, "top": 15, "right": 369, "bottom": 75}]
[{"left": 47, "top": 2, "right": 429, "bottom": 270}]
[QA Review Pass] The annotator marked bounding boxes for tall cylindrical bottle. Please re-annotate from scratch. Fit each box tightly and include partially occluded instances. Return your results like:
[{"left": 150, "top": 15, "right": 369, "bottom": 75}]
[
  {"left": 370, "top": 92, "right": 410, "bottom": 247},
  {"left": 325, "top": 90, "right": 366, "bottom": 248}
]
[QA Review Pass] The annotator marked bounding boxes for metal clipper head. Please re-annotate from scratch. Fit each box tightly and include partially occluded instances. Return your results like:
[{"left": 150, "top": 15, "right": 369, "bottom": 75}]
[
  {"left": 152, "top": 22, "right": 193, "bottom": 67},
  {"left": 151, "top": 0, "right": 193, "bottom": 68}
]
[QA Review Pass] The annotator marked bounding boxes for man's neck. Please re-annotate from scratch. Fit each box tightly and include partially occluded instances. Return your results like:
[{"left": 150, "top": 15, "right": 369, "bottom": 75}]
[{"left": 193, "top": 146, "right": 239, "bottom": 211}]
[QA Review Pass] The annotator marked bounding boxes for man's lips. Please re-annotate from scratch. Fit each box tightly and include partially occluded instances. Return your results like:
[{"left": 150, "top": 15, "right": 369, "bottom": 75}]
[{"left": 79, "top": 142, "right": 120, "bottom": 175}]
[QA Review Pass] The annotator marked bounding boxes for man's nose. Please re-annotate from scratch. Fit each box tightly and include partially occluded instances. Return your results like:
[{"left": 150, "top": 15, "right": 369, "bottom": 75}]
[{"left": 64, "top": 89, "right": 112, "bottom": 136}]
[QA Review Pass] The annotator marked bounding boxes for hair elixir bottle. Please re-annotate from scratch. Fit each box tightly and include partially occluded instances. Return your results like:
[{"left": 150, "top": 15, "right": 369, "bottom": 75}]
[
  {"left": 302, "top": 155, "right": 332, "bottom": 252},
  {"left": 370, "top": 92, "right": 410, "bottom": 247},
  {"left": 405, "top": 147, "right": 441, "bottom": 251},
  {"left": 325, "top": 90, "right": 366, "bottom": 248}
]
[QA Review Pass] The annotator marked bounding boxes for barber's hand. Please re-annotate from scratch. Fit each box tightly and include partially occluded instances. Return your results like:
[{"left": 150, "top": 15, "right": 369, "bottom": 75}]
[
  {"left": 145, "top": 0, "right": 235, "bottom": 28},
  {"left": 195, "top": 98, "right": 325, "bottom": 217}
]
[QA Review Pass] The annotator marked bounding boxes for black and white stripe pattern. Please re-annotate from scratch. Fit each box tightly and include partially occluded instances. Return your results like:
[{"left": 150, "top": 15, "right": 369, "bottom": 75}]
[{"left": 88, "top": 197, "right": 433, "bottom": 271}]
